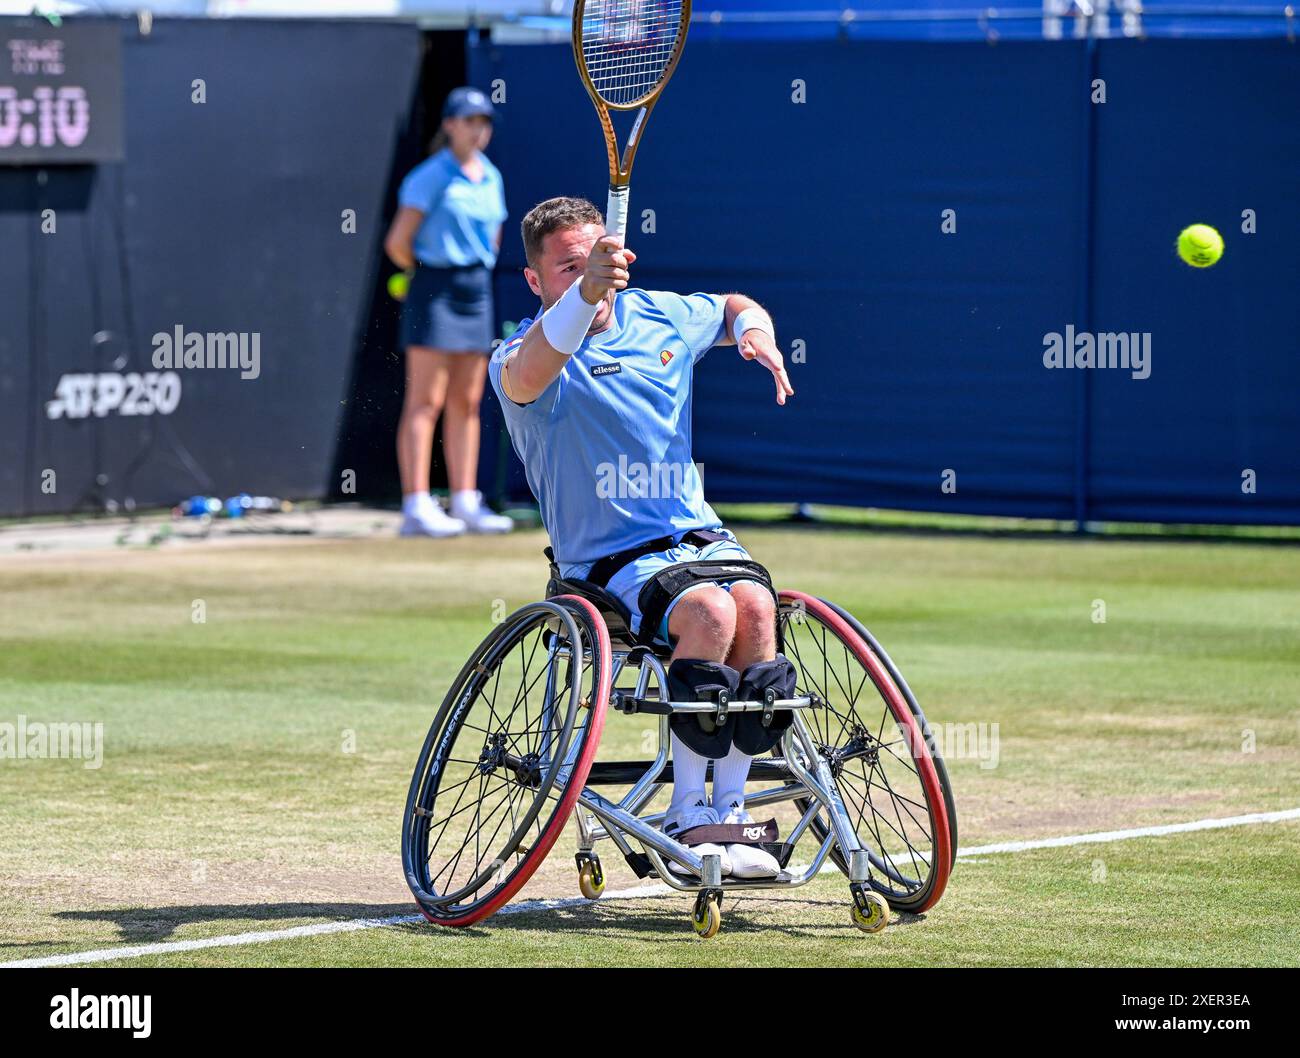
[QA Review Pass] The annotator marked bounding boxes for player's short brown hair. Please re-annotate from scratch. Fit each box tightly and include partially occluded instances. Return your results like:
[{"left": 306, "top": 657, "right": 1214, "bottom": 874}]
[{"left": 521, "top": 197, "right": 604, "bottom": 268}]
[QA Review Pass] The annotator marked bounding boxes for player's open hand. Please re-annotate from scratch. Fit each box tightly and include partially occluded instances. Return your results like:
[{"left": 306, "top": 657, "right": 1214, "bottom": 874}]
[
  {"left": 738, "top": 330, "right": 794, "bottom": 405},
  {"left": 580, "top": 235, "right": 637, "bottom": 305}
]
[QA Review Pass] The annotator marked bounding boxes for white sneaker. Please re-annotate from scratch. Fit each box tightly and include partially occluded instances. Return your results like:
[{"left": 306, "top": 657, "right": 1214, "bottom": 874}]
[
  {"left": 450, "top": 491, "right": 513, "bottom": 534},
  {"left": 399, "top": 503, "right": 466, "bottom": 538},
  {"left": 719, "top": 802, "right": 781, "bottom": 879},
  {"left": 663, "top": 799, "right": 731, "bottom": 878}
]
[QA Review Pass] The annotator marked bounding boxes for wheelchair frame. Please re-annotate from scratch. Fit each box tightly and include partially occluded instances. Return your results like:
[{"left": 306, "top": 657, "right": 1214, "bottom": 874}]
[{"left": 403, "top": 586, "right": 956, "bottom": 939}]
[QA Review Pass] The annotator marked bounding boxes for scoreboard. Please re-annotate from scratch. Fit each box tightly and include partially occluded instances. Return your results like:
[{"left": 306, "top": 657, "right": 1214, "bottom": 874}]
[{"left": 1, "top": 21, "right": 123, "bottom": 165}]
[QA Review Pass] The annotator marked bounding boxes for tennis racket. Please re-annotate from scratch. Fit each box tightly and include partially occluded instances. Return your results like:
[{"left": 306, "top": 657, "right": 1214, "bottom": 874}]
[{"left": 572, "top": 0, "right": 692, "bottom": 239}]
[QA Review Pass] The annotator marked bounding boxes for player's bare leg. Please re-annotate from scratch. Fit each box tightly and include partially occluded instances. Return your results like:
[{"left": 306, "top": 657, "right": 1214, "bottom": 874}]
[
  {"left": 668, "top": 587, "right": 736, "bottom": 663},
  {"left": 725, "top": 581, "right": 776, "bottom": 670}
]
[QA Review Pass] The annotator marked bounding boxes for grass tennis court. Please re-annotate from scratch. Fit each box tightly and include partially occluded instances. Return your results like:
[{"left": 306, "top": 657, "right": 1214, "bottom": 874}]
[{"left": 2, "top": 518, "right": 1297, "bottom": 966}]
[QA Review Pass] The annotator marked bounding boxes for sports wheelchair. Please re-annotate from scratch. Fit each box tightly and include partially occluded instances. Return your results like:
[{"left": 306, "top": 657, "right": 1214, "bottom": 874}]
[{"left": 402, "top": 555, "right": 956, "bottom": 939}]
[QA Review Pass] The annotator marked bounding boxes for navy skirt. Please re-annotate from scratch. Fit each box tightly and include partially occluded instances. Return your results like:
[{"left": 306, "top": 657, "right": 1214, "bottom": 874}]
[{"left": 400, "top": 263, "right": 494, "bottom": 353}]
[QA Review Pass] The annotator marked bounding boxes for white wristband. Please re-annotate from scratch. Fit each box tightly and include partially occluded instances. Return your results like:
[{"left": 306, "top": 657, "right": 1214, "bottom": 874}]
[
  {"left": 541, "top": 279, "right": 601, "bottom": 356},
  {"left": 733, "top": 306, "right": 775, "bottom": 346}
]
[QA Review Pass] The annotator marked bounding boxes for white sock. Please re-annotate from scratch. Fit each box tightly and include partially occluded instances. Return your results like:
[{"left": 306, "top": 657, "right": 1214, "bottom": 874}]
[
  {"left": 450, "top": 489, "right": 479, "bottom": 517},
  {"left": 667, "top": 732, "right": 710, "bottom": 821},
  {"left": 712, "top": 741, "right": 753, "bottom": 817},
  {"left": 402, "top": 491, "right": 432, "bottom": 517}
]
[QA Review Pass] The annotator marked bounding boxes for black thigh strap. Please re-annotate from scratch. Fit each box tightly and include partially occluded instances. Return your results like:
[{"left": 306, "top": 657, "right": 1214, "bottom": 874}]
[
  {"left": 586, "top": 535, "right": 675, "bottom": 589},
  {"left": 585, "top": 528, "right": 733, "bottom": 589}
]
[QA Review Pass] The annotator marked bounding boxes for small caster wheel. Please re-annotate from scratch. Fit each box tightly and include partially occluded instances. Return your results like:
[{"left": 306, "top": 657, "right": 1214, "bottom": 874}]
[
  {"left": 575, "top": 852, "right": 605, "bottom": 900},
  {"left": 691, "top": 892, "right": 722, "bottom": 939},
  {"left": 578, "top": 860, "right": 605, "bottom": 900},
  {"left": 850, "top": 887, "right": 890, "bottom": 934}
]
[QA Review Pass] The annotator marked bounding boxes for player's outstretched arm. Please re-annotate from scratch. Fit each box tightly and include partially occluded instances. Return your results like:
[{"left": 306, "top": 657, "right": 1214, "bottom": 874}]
[
  {"left": 502, "top": 235, "right": 637, "bottom": 404},
  {"left": 722, "top": 294, "right": 794, "bottom": 406},
  {"left": 501, "top": 324, "right": 573, "bottom": 405}
]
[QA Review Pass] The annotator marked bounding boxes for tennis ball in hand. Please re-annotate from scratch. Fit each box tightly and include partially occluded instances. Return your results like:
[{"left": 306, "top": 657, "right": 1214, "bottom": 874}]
[
  {"left": 387, "top": 272, "right": 411, "bottom": 301},
  {"left": 1177, "top": 224, "right": 1224, "bottom": 268}
]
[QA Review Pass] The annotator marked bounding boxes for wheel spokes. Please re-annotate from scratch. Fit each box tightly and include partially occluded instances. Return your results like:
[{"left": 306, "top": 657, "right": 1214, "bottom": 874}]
[
  {"left": 414, "top": 608, "right": 598, "bottom": 913},
  {"left": 782, "top": 605, "right": 938, "bottom": 897}
]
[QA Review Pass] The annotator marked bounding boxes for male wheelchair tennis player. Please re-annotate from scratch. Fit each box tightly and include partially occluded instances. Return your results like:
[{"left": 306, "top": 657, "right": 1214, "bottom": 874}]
[{"left": 402, "top": 197, "right": 955, "bottom": 937}]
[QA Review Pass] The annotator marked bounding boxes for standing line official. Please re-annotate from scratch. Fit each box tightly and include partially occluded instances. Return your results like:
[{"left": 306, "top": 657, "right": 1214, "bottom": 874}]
[{"left": 384, "top": 86, "right": 513, "bottom": 537}]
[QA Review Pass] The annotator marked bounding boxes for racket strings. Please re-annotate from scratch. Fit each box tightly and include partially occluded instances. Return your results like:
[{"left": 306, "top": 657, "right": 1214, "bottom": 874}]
[{"left": 581, "top": 0, "right": 686, "bottom": 106}]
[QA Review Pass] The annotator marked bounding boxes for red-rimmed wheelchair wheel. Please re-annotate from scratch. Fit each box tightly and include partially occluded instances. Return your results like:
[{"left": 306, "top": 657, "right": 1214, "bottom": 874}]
[
  {"left": 779, "top": 591, "right": 954, "bottom": 914},
  {"left": 402, "top": 595, "right": 611, "bottom": 927}
]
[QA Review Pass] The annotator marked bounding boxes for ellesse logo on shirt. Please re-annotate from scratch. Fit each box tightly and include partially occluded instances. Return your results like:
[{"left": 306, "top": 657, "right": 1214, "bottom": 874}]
[{"left": 590, "top": 363, "right": 622, "bottom": 377}]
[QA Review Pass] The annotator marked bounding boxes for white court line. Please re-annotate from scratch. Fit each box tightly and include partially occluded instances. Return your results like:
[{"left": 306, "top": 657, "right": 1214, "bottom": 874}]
[
  {"left": 954, "top": 806, "right": 1300, "bottom": 857},
  {"left": 4, "top": 810, "right": 1297, "bottom": 969},
  {"left": 3, "top": 914, "right": 428, "bottom": 970},
  {"left": 875, "top": 805, "right": 1300, "bottom": 872}
]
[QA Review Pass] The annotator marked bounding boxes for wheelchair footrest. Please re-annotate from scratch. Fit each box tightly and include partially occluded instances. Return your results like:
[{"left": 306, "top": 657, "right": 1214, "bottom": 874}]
[{"left": 623, "top": 843, "right": 795, "bottom": 881}]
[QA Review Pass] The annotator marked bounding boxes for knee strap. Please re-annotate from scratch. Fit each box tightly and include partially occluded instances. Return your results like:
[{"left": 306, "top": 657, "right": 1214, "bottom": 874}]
[
  {"left": 733, "top": 655, "right": 798, "bottom": 755},
  {"left": 666, "top": 658, "right": 739, "bottom": 760}
]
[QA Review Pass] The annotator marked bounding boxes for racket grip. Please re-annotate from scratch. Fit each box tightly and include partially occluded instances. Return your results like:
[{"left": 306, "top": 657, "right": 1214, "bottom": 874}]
[{"left": 605, "top": 185, "right": 629, "bottom": 239}]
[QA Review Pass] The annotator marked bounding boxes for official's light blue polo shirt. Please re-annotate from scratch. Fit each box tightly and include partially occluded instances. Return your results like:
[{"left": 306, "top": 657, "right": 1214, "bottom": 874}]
[
  {"left": 488, "top": 288, "right": 729, "bottom": 568},
  {"left": 398, "top": 148, "right": 507, "bottom": 268}
]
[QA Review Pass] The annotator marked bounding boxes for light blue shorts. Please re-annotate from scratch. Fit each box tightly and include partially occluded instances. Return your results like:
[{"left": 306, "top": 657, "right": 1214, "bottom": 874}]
[{"left": 562, "top": 527, "right": 756, "bottom": 641}]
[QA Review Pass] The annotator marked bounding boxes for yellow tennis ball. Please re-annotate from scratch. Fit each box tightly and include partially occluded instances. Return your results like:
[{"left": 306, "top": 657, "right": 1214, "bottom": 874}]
[
  {"left": 1177, "top": 224, "right": 1223, "bottom": 268},
  {"left": 387, "top": 272, "right": 410, "bottom": 300}
]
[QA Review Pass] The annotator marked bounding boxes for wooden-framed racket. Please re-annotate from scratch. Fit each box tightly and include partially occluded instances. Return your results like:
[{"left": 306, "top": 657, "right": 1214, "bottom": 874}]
[{"left": 572, "top": 0, "right": 692, "bottom": 239}]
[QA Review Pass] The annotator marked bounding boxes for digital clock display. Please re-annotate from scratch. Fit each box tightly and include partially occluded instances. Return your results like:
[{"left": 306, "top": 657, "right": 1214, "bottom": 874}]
[{"left": 1, "top": 21, "right": 123, "bottom": 164}]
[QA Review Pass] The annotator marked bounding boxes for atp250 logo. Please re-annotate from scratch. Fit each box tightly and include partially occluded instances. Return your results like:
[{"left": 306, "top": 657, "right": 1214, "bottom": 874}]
[{"left": 45, "top": 371, "right": 182, "bottom": 420}]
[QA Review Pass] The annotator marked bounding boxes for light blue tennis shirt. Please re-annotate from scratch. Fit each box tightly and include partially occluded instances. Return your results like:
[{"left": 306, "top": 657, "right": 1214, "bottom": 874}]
[
  {"left": 488, "top": 288, "right": 729, "bottom": 569},
  {"left": 398, "top": 148, "right": 507, "bottom": 268}
]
